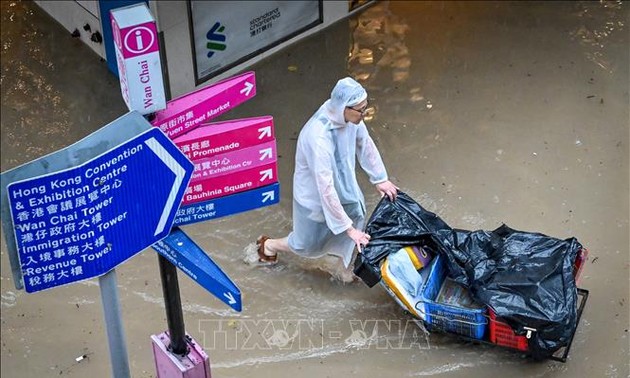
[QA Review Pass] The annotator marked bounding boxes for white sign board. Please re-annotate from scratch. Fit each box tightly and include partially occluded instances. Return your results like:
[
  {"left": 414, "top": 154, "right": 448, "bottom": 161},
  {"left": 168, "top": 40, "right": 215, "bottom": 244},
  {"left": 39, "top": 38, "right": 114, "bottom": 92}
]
[
  {"left": 111, "top": 3, "right": 166, "bottom": 115},
  {"left": 190, "top": 1, "right": 321, "bottom": 83}
]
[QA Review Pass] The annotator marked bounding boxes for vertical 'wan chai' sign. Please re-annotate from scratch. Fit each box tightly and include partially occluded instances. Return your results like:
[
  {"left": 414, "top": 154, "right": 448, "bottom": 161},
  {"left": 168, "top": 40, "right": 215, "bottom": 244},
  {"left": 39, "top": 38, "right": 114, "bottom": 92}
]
[{"left": 111, "top": 3, "right": 166, "bottom": 115}]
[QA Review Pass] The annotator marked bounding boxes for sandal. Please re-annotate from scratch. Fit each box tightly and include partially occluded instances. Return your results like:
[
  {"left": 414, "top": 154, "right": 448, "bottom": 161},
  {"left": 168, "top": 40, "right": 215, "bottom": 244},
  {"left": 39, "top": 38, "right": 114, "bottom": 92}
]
[{"left": 256, "top": 235, "right": 278, "bottom": 265}]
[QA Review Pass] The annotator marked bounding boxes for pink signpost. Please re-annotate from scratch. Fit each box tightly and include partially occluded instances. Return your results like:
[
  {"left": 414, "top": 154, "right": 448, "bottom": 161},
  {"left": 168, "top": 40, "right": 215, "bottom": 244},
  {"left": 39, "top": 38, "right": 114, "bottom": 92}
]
[
  {"left": 151, "top": 71, "right": 256, "bottom": 139},
  {"left": 190, "top": 140, "right": 276, "bottom": 182},
  {"left": 174, "top": 116, "right": 274, "bottom": 160},
  {"left": 111, "top": 4, "right": 166, "bottom": 115},
  {"left": 183, "top": 162, "right": 278, "bottom": 205},
  {"left": 111, "top": 69, "right": 270, "bottom": 378}
]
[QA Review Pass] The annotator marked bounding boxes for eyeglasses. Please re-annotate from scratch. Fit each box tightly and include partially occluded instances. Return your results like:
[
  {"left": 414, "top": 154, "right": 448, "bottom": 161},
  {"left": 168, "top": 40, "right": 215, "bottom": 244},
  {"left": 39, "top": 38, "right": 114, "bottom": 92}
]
[{"left": 347, "top": 103, "right": 368, "bottom": 115}]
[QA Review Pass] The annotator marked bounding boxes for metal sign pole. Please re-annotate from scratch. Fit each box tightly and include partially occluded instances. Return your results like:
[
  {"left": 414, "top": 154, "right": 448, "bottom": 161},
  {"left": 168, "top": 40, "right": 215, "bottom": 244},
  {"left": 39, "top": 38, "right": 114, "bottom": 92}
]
[
  {"left": 154, "top": 29, "right": 188, "bottom": 357},
  {"left": 157, "top": 253, "right": 188, "bottom": 355},
  {"left": 99, "top": 269, "right": 131, "bottom": 378}
]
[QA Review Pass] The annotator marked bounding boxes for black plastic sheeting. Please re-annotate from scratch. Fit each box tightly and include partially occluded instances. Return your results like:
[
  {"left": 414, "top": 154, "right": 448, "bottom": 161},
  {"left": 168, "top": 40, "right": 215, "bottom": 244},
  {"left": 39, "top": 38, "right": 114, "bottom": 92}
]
[{"left": 354, "top": 191, "right": 582, "bottom": 359}]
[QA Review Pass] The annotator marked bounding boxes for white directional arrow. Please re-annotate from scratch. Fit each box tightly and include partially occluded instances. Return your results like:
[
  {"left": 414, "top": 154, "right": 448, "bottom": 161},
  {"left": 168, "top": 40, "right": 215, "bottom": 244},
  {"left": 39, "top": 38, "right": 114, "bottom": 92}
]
[
  {"left": 257, "top": 126, "right": 272, "bottom": 139},
  {"left": 240, "top": 81, "right": 254, "bottom": 96},
  {"left": 259, "top": 168, "right": 273, "bottom": 182},
  {"left": 259, "top": 147, "right": 273, "bottom": 161},
  {"left": 262, "top": 190, "right": 275, "bottom": 203},
  {"left": 224, "top": 292, "right": 236, "bottom": 305},
  {"left": 144, "top": 137, "right": 188, "bottom": 236}
]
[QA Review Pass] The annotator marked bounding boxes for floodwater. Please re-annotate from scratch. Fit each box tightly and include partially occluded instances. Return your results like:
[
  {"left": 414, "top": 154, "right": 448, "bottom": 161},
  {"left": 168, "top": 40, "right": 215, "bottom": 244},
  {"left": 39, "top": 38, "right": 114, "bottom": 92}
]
[{"left": 1, "top": 1, "right": 628, "bottom": 377}]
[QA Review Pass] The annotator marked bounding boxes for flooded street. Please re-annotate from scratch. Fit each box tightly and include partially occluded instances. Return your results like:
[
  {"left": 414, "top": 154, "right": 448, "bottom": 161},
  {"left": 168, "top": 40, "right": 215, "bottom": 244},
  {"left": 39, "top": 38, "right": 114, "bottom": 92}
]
[{"left": 1, "top": 1, "right": 628, "bottom": 377}]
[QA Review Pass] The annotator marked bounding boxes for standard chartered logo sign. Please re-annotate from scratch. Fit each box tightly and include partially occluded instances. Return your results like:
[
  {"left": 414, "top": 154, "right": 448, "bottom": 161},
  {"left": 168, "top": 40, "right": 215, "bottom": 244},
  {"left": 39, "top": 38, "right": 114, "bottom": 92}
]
[{"left": 206, "top": 22, "right": 227, "bottom": 58}]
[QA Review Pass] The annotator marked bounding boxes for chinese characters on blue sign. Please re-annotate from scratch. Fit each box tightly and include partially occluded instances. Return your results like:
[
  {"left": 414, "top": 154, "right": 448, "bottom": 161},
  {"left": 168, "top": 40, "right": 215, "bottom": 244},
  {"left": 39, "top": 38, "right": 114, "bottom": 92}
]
[{"left": 8, "top": 127, "right": 193, "bottom": 293}]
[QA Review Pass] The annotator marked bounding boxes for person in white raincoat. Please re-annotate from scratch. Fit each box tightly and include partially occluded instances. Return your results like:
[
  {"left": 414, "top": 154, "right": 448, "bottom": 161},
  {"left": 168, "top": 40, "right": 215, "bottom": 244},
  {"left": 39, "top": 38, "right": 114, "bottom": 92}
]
[{"left": 257, "top": 77, "right": 398, "bottom": 280}]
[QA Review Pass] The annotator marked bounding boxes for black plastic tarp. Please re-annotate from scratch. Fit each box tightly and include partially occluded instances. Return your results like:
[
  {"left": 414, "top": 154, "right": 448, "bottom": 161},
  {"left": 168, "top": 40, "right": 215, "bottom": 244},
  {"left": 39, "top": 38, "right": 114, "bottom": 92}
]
[{"left": 354, "top": 191, "right": 581, "bottom": 359}]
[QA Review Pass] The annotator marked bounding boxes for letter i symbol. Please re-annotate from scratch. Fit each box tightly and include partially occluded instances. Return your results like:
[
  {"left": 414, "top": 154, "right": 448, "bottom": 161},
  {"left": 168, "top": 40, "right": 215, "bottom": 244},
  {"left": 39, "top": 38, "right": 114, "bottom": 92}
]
[{"left": 135, "top": 30, "right": 143, "bottom": 50}]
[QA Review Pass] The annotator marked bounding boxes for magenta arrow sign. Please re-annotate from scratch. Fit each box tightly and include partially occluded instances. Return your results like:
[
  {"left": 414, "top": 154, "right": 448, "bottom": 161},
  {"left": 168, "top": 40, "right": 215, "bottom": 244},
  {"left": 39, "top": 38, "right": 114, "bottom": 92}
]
[
  {"left": 151, "top": 71, "right": 256, "bottom": 139},
  {"left": 173, "top": 116, "right": 275, "bottom": 161},
  {"left": 183, "top": 162, "right": 277, "bottom": 205}
]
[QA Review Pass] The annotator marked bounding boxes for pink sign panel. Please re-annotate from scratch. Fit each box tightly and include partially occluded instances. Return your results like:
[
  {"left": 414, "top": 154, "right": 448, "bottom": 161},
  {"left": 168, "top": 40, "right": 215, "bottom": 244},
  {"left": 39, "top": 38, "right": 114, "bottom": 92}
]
[
  {"left": 183, "top": 162, "right": 278, "bottom": 205},
  {"left": 190, "top": 140, "right": 277, "bottom": 182},
  {"left": 151, "top": 71, "right": 256, "bottom": 139},
  {"left": 174, "top": 116, "right": 274, "bottom": 161}
]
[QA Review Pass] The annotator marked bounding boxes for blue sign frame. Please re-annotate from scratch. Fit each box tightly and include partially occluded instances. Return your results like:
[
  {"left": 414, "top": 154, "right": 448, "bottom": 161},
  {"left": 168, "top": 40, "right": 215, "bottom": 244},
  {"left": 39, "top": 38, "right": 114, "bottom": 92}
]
[
  {"left": 153, "top": 228, "right": 242, "bottom": 311},
  {"left": 7, "top": 127, "right": 193, "bottom": 293},
  {"left": 174, "top": 183, "right": 280, "bottom": 226}
]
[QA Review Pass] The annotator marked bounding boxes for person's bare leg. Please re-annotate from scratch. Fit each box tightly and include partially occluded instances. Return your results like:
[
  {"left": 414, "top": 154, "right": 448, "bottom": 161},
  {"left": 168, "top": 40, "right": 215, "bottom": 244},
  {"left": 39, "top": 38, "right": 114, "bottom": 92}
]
[
  {"left": 319, "top": 255, "right": 357, "bottom": 283},
  {"left": 338, "top": 259, "right": 357, "bottom": 283},
  {"left": 263, "top": 237, "right": 291, "bottom": 258}
]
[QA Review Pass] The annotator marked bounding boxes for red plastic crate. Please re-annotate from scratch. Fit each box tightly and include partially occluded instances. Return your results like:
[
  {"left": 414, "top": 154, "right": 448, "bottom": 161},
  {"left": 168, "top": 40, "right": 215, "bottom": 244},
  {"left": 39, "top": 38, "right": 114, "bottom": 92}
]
[
  {"left": 488, "top": 247, "right": 588, "bottom": 351},
  {"left": 488, "top": 309, "right": 529, "bottom": 351},
  {"left": 573, "top": 248, "right": 588, "bottom": 284}
]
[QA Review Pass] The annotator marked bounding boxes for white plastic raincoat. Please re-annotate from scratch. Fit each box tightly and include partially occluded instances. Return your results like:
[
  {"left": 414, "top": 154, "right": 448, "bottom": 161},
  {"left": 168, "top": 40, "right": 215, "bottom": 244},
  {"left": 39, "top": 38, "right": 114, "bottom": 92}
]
[{"left": 287, "top": 78, "right": 389, "bottom": 267}]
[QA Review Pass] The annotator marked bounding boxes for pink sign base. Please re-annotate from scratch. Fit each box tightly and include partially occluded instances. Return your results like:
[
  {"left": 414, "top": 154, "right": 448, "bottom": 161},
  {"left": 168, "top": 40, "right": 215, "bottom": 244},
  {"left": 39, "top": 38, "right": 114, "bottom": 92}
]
[{"left": 151, "top": 332, "right": 210, "bottom": 378}]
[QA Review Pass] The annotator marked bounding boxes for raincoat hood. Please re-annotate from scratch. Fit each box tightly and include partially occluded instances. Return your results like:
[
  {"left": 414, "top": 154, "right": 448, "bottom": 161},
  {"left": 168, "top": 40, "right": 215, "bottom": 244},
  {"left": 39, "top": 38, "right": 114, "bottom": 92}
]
[{"left": 325, "top": 77, "right": 368, "bottom": 126}]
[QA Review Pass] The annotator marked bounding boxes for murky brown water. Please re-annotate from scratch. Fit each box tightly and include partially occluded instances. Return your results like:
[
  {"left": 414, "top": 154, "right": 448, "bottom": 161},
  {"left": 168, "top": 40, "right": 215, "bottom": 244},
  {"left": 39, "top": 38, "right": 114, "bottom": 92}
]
[{"left": 1, "top": 1, "right": 628, "bottom": 377}]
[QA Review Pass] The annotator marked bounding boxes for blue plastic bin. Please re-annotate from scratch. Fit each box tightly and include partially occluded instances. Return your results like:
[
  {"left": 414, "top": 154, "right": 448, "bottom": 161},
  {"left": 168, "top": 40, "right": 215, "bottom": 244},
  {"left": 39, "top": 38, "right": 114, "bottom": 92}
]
[{"left": 415, "top": 255, "right": 487, "bottom": 339}]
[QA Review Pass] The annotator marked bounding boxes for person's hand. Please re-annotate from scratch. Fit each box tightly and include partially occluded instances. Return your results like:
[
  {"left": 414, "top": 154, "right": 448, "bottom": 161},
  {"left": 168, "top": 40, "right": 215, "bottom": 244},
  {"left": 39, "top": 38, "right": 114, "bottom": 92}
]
[
  {"left": 346, "top": 227, "right": 371, "bottom": 252},
  {"left": 375, "top": 180, "right": 399, "bottom": 201}
]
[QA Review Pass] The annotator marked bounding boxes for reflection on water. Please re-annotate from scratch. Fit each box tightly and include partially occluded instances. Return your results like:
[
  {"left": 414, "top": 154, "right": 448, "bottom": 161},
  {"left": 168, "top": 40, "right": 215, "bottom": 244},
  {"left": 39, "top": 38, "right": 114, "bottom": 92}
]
[
  {"left": 348, "top": 3, "right": 414, "bottom": 121},
  {"left": 348, "top": 3, "right": 411, "bottom": 83},
  {"left": 347, "top": 2, "right": 441, "bottom": 125},
  {"left": 570, "top": 0, "right": 626, "bottom": 73}
]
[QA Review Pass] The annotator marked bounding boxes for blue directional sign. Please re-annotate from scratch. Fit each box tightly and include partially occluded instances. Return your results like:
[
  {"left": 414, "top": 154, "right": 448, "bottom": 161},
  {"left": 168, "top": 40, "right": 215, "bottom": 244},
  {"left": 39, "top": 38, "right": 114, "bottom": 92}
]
[
  {"left": 6, "top": 127, "right": 194, "bottom": 293},
  {"left": 173, "top": 183, "right": 280, "bottom": 226},
  {"left": 152, "top": 228, "right": 242, "bottom": 312}
]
